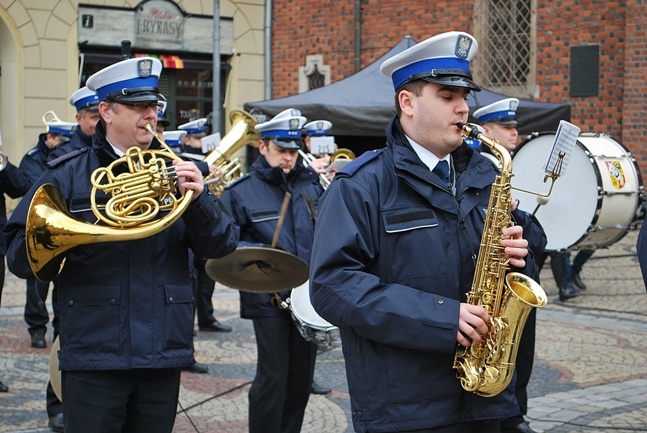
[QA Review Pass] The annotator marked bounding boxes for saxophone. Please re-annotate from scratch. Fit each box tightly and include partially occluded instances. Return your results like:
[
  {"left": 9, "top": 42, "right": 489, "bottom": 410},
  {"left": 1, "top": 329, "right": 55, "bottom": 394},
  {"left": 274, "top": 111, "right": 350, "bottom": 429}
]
[{"left": 452, "top": 123, "right": 547, "bottom": 397}]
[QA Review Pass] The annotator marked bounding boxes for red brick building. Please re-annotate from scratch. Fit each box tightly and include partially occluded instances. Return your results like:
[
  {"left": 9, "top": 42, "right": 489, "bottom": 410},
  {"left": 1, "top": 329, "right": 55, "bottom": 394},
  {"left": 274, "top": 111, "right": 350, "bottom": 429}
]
[{"left": 270, "top": 0, "right": 647, "bottom": 180}]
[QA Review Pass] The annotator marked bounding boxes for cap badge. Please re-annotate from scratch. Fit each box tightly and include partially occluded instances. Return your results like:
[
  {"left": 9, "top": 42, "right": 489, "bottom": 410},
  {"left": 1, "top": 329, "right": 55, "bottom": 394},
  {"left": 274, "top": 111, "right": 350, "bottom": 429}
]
[
  {"left": 316, "top": 121, "right": 324, "bottom": 130},
  {"left": 138, "top": 59, "right": 153, "bottom": 77},
  {"left": 455, "top": 35, "right": 472, "bottom": 59},
  {"left": 510, "top": 100, "right": 518, "bottom": 110},
  {"left": 289, "top": 118, "right": 300, "bottom": 130}
]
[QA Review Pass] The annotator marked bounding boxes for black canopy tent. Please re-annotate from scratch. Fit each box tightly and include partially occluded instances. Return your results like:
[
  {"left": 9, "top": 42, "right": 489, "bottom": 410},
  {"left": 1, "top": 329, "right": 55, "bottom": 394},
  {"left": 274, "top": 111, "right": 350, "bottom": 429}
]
[{"left": 245, "top": 37, "right": 571, "bottom": 154}]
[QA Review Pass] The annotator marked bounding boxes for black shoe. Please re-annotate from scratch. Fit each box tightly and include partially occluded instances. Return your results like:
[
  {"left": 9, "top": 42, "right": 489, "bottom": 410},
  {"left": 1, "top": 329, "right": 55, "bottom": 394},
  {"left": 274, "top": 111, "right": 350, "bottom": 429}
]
[
  {"left": 559, "top": 284, "right": 580, "bottom": 301},
  {"left": 501, "top": 420, "right": 536, "bottom": 433},
  {"left": 182, "top": 362, "right": 209, "bottom": 374},
  {"left": 311, "top": 381, "right": 332, "bottom": 395},
  {"left": 572, "top": 272, "right": 587, "bottom": 290},
  {"left": 48, "top": 413, "right": 64, "bottom": 432},
  {"left": 30, "top": 332, "right": 46, "bottom": 349},
  {"left": 199, "top": 320, "right": 232, "bottom": 333},
  {"left": 0, "top": 380, "right": 8, "bottom": 392}
]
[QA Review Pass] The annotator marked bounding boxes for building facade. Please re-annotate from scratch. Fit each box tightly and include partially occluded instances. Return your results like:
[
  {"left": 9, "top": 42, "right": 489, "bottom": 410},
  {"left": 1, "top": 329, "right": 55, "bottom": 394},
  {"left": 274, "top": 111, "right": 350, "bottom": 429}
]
[
  {"left": 270, "top": 0, "right": 647, "bottom": 179},
  {"left": 0, "top": 0, "right": 645, "bottom": 181},
  {"left": 0, "top": 0, "right": 267, "bottom": 169}
]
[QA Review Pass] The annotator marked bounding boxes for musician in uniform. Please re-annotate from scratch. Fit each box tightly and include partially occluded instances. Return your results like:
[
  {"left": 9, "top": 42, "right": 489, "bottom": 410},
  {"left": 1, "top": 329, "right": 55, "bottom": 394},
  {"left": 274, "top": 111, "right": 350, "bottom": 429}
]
[
  {"left": 0, "top": 131, "right": 31, "bottom": 395},
  {"left": 301, "top": 119, "right": 334, "bottom": 395},
  {"left": 301, "top": 119, "right": 333, "bottom": 176},
  {"left": 19, "top": 119, "right": 76, "bottom": 351},
  {"left": 309, "top": 31, "right": 536, "bottom": 433},
  {"left": 3, "top": 57, "right": 239, "bottom": 433},
  {"left": 474, "top": 98, "right": 547, "bottom": 433},
  {"left": 219, "top": 109, "right": 322, "bottom": 433},
  {"left": 178, "top": 118, "right": 232, "bottom": 373},
  {"left": 49, "top": 86, "right": 101, "bottom": 160}
]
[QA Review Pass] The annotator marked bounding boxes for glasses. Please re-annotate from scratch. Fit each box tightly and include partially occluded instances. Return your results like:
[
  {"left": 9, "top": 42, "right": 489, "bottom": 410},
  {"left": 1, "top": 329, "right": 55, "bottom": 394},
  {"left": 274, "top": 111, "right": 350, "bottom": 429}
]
[{"left": 118, "top": 101, "right": 164, "bottom": 112}]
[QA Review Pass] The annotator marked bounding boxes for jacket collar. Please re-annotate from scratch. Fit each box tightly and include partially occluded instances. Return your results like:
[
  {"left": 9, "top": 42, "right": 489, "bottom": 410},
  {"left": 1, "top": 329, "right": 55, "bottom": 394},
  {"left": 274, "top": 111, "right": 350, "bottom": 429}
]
[{"left": 386, "top": 116, "right": 495, "bottom": 192}]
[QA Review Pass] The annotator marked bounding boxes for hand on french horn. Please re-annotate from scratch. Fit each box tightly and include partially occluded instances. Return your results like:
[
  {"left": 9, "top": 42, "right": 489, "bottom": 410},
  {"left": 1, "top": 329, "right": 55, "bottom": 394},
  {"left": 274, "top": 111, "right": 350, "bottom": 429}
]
[
  {"left": 173, "top": 160, "right": 203, "bottom": 201},
  {"left": 502, "top": 225, "right": 528, "bottom": 269}
]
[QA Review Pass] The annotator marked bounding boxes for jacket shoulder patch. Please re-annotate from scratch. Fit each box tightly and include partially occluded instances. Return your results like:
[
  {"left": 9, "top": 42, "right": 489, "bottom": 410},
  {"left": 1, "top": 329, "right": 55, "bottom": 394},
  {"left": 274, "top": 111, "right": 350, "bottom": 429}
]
[
  {"left": 339, "top": 150, "right": 379, "bottom": 177},
  {"left": 46, "top": 148, "right": 89, "bottom": 169}
]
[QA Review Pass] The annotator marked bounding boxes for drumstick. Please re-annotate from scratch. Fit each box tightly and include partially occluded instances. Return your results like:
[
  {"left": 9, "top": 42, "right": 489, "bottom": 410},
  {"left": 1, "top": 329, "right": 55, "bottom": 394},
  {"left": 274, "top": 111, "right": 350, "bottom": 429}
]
[{"left": 271, "top": 191, "right": 292, "bottom": 249}]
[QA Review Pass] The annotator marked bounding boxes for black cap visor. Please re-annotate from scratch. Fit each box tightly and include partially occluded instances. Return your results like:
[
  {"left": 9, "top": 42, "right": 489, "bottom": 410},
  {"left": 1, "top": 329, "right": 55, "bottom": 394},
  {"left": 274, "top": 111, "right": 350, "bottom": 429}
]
[
  {"left": 421, "top": 75, "right": 481, "bottom": 92},
  {"left": 104, "top": 87, "right": 163, "bottom": 103},
  {"left": 270, "top": 138, "right": 301, "bottom": 150}
]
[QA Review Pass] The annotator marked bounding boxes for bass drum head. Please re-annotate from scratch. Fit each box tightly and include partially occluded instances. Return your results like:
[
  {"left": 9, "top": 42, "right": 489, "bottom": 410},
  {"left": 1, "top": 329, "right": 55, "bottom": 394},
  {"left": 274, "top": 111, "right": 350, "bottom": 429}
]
[
  {"left": 512, "top": 132, "right": 600, "bottom": 251},
  {"left": 290, "top": 281, "right": 334, "bottom": 329}
]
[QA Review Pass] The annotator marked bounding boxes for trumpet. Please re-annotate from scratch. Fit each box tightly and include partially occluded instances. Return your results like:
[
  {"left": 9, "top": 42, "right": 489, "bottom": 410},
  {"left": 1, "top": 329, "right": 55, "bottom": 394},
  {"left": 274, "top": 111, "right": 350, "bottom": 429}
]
[
  {"left": 42, "top": 110, "right": 62, "bottom": 125},
  {"left": 300, "top": 147, "right": 356, "bottom": 189},
  {"left": 0, "top": 152, "right": 8, "bottom": 172},
  {"left": 26, "top": 127, "right": 193, "bottom": 282}
]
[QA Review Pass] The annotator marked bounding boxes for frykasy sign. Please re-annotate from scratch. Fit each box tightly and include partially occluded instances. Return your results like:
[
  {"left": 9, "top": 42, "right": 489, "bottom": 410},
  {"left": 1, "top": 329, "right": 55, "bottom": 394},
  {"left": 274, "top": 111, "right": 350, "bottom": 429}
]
[{"left": 78, "top": 0, "right": 233, "bottom": 55}]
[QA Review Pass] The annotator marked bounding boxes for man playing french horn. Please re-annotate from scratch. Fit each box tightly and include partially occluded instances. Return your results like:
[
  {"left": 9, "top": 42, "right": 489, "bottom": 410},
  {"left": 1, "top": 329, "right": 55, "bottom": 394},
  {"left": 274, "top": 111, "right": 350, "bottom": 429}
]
[{"left": 3, "top": 57, "right": 239, "bottom": 433}]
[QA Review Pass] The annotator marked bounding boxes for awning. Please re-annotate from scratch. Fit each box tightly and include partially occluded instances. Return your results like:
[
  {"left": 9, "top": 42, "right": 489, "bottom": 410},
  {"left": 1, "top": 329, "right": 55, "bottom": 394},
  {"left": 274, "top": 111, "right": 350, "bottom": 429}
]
[{"left": 80, "top": 50, "right": 231, "bottom": 71}]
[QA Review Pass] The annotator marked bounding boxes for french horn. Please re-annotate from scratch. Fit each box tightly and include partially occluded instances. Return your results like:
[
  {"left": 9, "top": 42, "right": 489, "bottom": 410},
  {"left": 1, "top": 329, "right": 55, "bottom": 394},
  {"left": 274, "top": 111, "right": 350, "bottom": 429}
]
[{"left": 26, "top": 127, "right": 193, "bottom": 282}]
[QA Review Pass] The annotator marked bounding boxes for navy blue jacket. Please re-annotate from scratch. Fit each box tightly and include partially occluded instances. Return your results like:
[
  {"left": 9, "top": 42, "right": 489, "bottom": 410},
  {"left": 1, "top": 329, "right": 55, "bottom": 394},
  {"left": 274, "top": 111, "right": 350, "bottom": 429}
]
[
  {"left": 219, "top": 156, "right": 323, "bottom": 319},
  {"left": 310, "top": 117, "right": 534, "bottom": 432},
  {"left": 3, "top": 123, "right": 240, "bottom": 371},
  {"left": 0, "top": 161, "right": 30, "bottom": 254},
  {"left": 19, "top": 133, "right": 60, "bottom": 187},
  {"left": 48, "top": 126, "right": 93, "bottom": 160}
]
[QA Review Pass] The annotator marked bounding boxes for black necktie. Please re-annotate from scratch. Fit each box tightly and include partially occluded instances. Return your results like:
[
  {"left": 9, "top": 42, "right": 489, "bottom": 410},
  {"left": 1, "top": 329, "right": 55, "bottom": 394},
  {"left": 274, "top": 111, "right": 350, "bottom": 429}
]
[{"left": 433, "top": 160, "right": 450, "bottom": 186}]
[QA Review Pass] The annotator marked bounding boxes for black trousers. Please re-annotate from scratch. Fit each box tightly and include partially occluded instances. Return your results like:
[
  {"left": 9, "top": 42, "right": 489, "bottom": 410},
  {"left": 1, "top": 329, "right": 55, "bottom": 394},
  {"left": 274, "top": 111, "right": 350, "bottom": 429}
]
[
  {"left": 194, "top": 266, "right": 217, "bottom": 327},
  {"left": 24, "top": 277, "right": 59, "bottom": 337},
  {"left": 248, "top": 316, "right": 317, "bottom": 433},
  {"left": 62, "top": 368, "right": 181, "bottom": 433}
]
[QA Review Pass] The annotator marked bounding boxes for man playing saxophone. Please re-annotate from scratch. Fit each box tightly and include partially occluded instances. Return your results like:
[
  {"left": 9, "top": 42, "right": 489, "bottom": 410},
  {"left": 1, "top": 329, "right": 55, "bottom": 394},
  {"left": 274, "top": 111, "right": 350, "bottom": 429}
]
[
  {"left": 3, "top": 57, "right": 239, "bottom": 433},
  {"left": 310, "top": 31, "right": 538, "bottom": 433}
]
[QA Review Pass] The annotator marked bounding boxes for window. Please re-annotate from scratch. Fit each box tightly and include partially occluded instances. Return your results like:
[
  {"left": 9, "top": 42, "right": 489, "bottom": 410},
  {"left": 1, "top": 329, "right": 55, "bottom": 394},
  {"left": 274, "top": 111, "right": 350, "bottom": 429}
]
[
  {"left": 298, "top": 55, "right": 331, "bottom": 93},
  {"left": 472, "top": 0, "right": 536, "bottom": 97}
]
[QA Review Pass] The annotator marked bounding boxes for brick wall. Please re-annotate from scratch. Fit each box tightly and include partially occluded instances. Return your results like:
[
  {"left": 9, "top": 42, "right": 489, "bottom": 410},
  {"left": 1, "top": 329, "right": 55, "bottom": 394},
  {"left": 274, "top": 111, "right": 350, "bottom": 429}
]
[{"left": 271, "top": 0, "right": 645, "bottom": 181}]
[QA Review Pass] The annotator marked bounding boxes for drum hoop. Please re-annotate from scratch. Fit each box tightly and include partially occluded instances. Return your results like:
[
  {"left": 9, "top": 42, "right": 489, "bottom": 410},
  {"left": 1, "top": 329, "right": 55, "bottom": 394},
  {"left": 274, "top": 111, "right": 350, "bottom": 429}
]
[{"left": 513, "top": 131, "right": 642, "bottom": 251}]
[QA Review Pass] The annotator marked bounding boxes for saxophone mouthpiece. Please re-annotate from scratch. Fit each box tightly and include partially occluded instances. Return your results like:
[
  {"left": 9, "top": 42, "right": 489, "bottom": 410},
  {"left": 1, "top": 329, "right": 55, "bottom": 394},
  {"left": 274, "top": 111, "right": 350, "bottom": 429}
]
[{"left": 461, "top": 123, "right": 486, "bottom": 139}]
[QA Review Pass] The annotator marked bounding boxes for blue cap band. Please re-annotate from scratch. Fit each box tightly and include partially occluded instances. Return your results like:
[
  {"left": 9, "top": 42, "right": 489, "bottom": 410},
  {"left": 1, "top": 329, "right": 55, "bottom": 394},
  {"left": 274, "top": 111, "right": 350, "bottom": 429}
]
[
  {"left": 306, "top": 130, "right": 329, "bottom": 136},
  {"left": 260, "top": 129, "right": 302, "bottom": 139},
  {"left": 74, "top": 95, "right": 99, "bottom": 111},
  {"left": 478, "top": 110, "right": 517, "bottom": 123},
  {"left": 48, "top": 126, "right": 74, "bottom": 137},
  {"left": 391, "top": 57, "right": 471, "bottom": 90},
  {"left": 96, "top": 76, "right": 159, "bottom": 101}
]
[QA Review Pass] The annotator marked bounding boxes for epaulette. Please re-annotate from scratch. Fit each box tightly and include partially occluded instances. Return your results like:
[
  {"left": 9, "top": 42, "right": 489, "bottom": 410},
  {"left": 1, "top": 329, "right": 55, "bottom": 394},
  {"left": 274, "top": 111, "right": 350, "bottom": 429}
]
[
  {"left": 46, "top": 148, "right": 89, "bottom": 169},
  {"left": 223, "top": 172, "right": 252, "bottom": 190},
  {"left": 338, "top": 150, "right": 380, "bottom": 177},
  {"left": 26, "top": 147, "right": 39, "bottom": 156}
]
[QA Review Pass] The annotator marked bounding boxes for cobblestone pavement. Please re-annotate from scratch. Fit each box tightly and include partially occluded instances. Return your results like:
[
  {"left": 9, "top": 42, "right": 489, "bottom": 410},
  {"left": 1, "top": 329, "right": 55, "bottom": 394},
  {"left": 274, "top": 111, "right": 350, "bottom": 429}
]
[{"left": 1, "top": 230, "right": 645, "bottom": 433}]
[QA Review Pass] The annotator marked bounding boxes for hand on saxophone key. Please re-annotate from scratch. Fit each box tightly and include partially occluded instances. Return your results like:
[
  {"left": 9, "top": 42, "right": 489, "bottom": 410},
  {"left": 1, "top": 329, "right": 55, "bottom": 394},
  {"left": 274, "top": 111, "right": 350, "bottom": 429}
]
[
  {"left": 502, "top": 225, "right": 528, "bottom": 269},
  {"left": 173, "top": 160, "right": 203, "bottom": 200},
  {"left": 457, "top": 304, "right": 490, "bottom": 347}
]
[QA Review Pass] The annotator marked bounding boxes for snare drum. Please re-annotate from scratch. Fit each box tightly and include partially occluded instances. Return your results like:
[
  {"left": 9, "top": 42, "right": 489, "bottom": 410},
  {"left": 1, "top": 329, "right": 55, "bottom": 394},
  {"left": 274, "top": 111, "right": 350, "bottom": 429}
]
[
  {"left": 512, "top": 132, "right": 643, "bottom": 251},
  {"left": 287, "top": 281, "right": 340, "bottom": 348}
]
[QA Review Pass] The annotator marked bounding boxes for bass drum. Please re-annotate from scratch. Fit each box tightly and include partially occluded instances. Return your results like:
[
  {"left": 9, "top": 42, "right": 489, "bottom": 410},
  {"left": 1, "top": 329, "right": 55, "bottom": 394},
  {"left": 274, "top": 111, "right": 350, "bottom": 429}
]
[
  {"left": 289, "top": 281, "right": 340, "bottom": 348},
  {"left": 512, "top": 132, "right": 643, "bottom": 251}
]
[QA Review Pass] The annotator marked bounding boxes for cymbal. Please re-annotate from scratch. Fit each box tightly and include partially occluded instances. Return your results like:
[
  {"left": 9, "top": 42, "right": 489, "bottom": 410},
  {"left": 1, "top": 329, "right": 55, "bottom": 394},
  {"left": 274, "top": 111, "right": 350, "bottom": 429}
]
[
  {"left": 49, "top": 337, "right": 62, "bottom": 402},
  {"left": 205, "top": 247, "right": 309, "bottom": 293}
]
